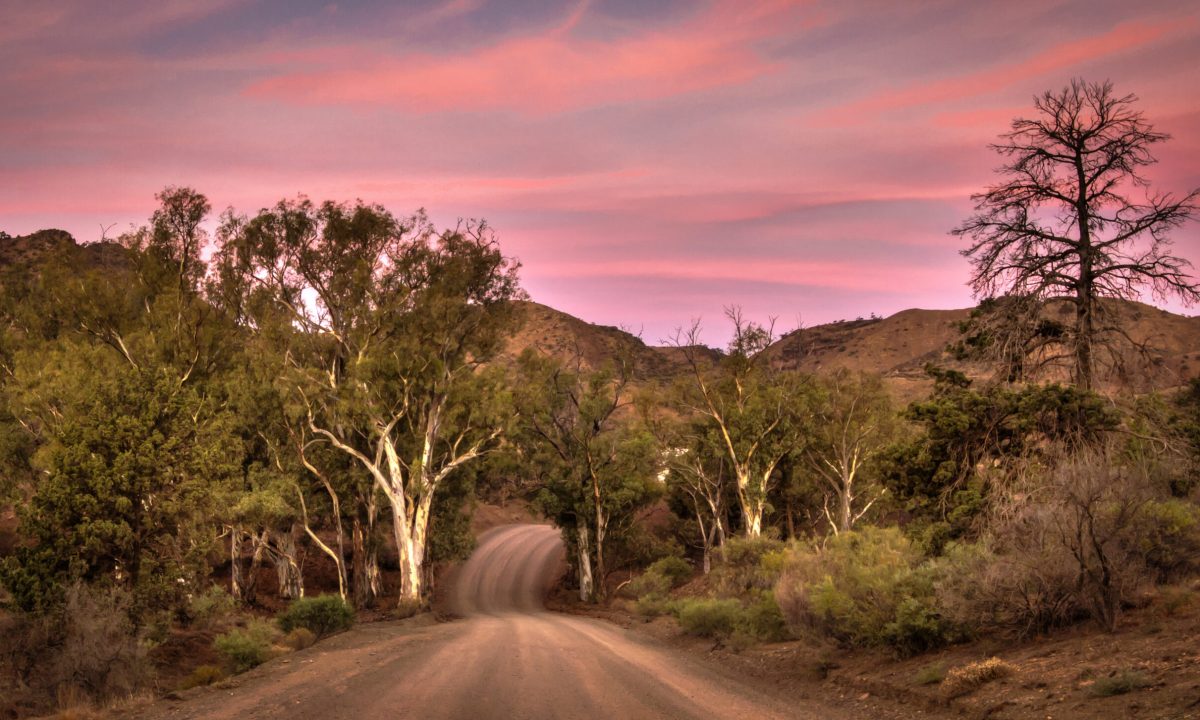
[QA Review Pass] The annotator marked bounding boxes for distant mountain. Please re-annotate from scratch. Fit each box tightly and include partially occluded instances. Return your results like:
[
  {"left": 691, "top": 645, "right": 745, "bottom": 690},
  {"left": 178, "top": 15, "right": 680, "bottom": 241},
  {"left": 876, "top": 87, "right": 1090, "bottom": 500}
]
[
  {"left": 5, "top": 230, "right": 1197, "bottom": 398},
  {"left": 0, "top": 228, "right": 127, "bottom": 272}
]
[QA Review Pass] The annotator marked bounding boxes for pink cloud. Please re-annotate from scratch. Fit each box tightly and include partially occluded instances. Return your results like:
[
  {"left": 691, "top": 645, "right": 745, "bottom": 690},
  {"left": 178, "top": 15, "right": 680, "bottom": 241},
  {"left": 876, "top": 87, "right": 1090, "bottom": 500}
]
[
  {"left": 818, "top": 17, "right": 1187, "bottom": 125},
  {"left": 244, "top": 1, "right": 814, "bottom": 113},
  {"left": 533, "top": 256, "right": 952, "bottom": 292}
]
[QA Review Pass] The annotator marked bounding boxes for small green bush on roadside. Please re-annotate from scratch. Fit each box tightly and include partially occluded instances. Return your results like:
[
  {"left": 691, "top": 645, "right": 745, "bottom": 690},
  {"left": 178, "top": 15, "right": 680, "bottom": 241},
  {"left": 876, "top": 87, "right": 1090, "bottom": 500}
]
[
  {"left": 214, "top": 619, "right": 278, "bottom": 673},
  {"left": 676, "top": 598, "right": 741, "bottom": 638},
  {"left": 776, "top": 526, "right": 954, "bottom": 655},
  {"left": 1089, "top": 670, "right": 1151, "bottom": 697},
  {"left": 735, "top": 593, "right": 791, "bottom": 642},
  {"left": 283, "top": 627, "right": 317, "bottom": 651},
  {"left": 277, "top": 595, "right": 354, "bottom": 638}
]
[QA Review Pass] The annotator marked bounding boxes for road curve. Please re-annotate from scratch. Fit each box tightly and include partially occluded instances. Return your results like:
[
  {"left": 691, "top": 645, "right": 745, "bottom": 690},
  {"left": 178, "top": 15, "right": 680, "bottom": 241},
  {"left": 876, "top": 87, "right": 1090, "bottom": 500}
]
[{"left": 136, "top": 524, "right": 846, "bottom": 720}]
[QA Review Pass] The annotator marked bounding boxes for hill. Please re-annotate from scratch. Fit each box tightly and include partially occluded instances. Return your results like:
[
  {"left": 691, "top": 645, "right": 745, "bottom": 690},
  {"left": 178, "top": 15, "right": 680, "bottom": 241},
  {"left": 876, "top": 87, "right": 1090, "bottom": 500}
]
[{"left": 6, "top": 229, "right": 1198, "bottom": 397}]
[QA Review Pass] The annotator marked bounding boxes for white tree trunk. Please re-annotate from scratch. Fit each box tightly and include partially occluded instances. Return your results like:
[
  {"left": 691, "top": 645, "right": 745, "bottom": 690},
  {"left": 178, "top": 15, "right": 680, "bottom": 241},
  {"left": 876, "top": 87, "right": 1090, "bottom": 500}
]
[{"left": 576, "top": 519, "right": 594, "bottom": 602}]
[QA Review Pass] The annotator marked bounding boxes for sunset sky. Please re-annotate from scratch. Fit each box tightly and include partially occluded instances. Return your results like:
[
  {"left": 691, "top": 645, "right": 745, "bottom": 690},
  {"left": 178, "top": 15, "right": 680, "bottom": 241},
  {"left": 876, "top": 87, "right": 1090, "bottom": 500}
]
[{"left": 2, "top": 0, "right": 1198, "bottom": 343}]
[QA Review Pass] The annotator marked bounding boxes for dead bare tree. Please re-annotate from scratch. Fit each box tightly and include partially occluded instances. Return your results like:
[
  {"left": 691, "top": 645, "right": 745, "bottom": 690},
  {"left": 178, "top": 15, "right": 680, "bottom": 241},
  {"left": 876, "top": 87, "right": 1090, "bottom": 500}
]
[{"left": 954, "top": 78, "right": 1200, "bottom": 389}]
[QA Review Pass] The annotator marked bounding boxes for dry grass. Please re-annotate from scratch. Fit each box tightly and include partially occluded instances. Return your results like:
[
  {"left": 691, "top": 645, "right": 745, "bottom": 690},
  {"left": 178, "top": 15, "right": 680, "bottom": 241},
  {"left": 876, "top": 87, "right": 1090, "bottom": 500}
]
[{"left": 942, "top": 657, "right": 1016, "bottom": 698}]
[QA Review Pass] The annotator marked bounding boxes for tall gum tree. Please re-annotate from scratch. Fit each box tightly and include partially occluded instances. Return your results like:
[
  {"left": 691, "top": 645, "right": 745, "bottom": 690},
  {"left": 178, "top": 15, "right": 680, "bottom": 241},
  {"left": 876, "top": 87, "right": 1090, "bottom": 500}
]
[
  {"left": 213, "top": 199, "right": 521, "bottom": 605},
  {"left": 954, "top": 79, "right": 1200, "bottom": 389},
  {"left": 671, "top": 308, "right": 812, "bottom": 537}
]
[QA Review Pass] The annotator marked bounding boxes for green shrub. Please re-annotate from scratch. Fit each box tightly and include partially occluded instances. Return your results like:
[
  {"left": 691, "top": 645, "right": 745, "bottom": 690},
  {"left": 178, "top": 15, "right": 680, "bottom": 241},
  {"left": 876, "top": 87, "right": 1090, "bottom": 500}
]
[
  {"left": 1089, "top": 670, "right": 1151, "bottom": 697},
  {"left": 214, "top": 619, "right": 278, "bottom": 673},
  {"left": 1134, "top": 499, "right": 1200, "bottom": 579},
  {"left": 646, "top": 556, "right": 693, "bottom": 588},
  {"left": 179, "top": 664, "right": 225, "bottom": 690},
  {"left": 676, "top": 598, "right": 741, "bottom": 638},
  {"left": 913, "top": 662, "right": 946, "bottom": 686},
  {"left": 735, "top": 594, "right": 791, "bottom": 642},
  {"left": 187, "top": 585, "right": 237, "bottom": 629},
  {"left": 715, "top": 536, "right": 787, "bottom": 595},
  {"left": 277, "top": 595, "right": 354, "bottom": 638},
  {"left": 626, "top": 571, "right": 671, "bottom": 600},
  {"left": 775, "top": 526, "right": 953, "bottom": 654},
  {"left": 633, "top": 592, "right": 674, "bottom": 618}
]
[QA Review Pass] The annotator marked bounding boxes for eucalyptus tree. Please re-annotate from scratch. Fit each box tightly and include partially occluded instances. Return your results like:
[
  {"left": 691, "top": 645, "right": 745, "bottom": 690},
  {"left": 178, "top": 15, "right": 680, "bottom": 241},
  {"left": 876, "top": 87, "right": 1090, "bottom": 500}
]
[
  {"left": 671, "top": 308, "right": 814, "bottom": 537},
  {"left": 513, "top": 348, "right": 659, "bottom": 601},
  {"left": 805, "top": 370, "right": 895, "bottom": 535},
  {"left": 213, "top": 200, "right": 520, "bottom": 605},
  {"left": 955, "top": 79, "right": 1200, "bottom": 389}
]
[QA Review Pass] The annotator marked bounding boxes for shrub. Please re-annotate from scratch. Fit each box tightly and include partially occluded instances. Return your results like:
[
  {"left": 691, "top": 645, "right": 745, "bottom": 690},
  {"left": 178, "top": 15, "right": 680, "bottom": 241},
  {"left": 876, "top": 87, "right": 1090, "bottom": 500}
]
[
  {"left": 942, "top": 657, "right": 1015, "bottom": 697},
  {"left": 277, "top": 595, "right": 354, "bottom": 638},
  {"left": 935, "top": 541, "right": 1083, "bottom": 638},
  {"left": 646, "top": 556, "right": 693, "bottom": 588},
  {"left": 626, "top": 571, "right": 670, "bottom": 600},
  {"left": 214, "top": 619, "right": 278, "bottom": 673},
  {"left": 283, "top": 627, "right": 317, "bottom": 651},
  {"left": 676, "top": 598, "right": 741, "bottom": 638},
  {"left": 734, "top": 594, "right": 791, "bottom": 642},
  {"left": 179, "top": 665, "right": 225, "bottom": 690},
  {"left": 776, "top": 527, "right": 952, "bottom": 654},
  {"left": 715, "top": 536, "right": 787, "bottom": 596},
  {"left": 53, "top": 585, "right": 147, "bottom": 700},
  {"left": 1089, "top": 670, "right": 1151, "bottom": 697},
  {"left": 1133, "top": 499, "right": 1200, "bottom": 580},
  {"left": 913, "top": 662, "right": 946, "bottom": 686},
  {"left": 186, "top": 585, "right": 237, "bottom": 629},
  {"left": 633, "top": 593, "right": 674, "bottom": 618}
]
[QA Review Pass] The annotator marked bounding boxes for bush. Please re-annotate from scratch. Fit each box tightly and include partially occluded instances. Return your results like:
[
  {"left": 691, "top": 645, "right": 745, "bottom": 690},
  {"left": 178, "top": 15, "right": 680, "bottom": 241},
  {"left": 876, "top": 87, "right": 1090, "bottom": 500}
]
[
  {"left": 277, "top": 595, "right": 354, "bottom": 638},
  {"left": 714, "top": 536, "right": 787, "bottom": 595},
  {"left": 941, "top": 657, "right": 1015, "bottom": 697},
  {"left": 913, "top": 662, "right": 946, "bottom": 686},
  {"left": 214, "top": 619, "right": 278, "bottom": 673},
  {"left": 646, "top": 556, "right": 693, "bottom": 588},
  {"left": 186, "top": 585, "right": 237, "bottom": 629},
  {"left": 626, "top": 571, "right": 671, "bottom": 600},
  {"left": 283, "top": 627, "right": 317, "bottom": 651},
  {"left": 735, "top": 594, "right": 791, "bottom": 642},
  {"left": 776, "top": 527, "right": 952, "bottom": 654},
  {"left": 676, "top": 598, "right": 741, "bottom": 638},
  {"left": 1133, "top": 499, "right": 1200, "bottom": 580},
  {"left": 1089, "top": 670, "right": 1151, "bottom": 697},
  {"left": 53, "top": 585, "right": 147, "bottom": 700},
  {"left": 179, "top": 665, "right": 225, "bottom": 690}
]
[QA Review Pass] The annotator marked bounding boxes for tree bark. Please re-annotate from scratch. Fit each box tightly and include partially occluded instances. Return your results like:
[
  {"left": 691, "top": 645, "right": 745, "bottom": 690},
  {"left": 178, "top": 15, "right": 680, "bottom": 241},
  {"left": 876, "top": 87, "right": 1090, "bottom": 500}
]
[{"left": 576, "top": 518, "right": 594, "bottom": 602}]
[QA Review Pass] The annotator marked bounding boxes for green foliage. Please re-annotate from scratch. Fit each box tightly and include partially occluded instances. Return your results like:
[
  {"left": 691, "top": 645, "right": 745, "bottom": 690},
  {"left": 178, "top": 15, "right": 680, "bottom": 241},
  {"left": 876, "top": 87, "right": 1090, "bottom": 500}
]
[
  {"left": 1133, "top": 499, "right": 1200, "bottom": 579},
  {"left": 735, "top": 593, "right": 791, "bottom": 642},
  {"left": 646, "top": 556, "right": 693, "bottom": 588},
  {"left": 913, "top": 662, "right": 946, "bottom": 686},
  {"left": 713, "top": 536, "right": 787, "bottom": 596},
  {"left": 1089, "top": 670, "right": 1152, "bottom": 697},
  {"left": 276, "top": 595, "right": 354, "bottom": 638},
  {"left": 881, "top": 374, "right": 1118, "bottom": 551},
  {"left": 1, "top": 360, "right": 239, "bottom": 614},
  {"left": 186, "top": 586, "right": 238, "bottom": 629},
  {"left": 214, "top": 620, "right": 278, "bottom": 673},
  {"left": 676, "top": 598, "right": 742, "bottom": 638},
  {"left": 775, "top": 527, "right": 953, "bottom": 655}
]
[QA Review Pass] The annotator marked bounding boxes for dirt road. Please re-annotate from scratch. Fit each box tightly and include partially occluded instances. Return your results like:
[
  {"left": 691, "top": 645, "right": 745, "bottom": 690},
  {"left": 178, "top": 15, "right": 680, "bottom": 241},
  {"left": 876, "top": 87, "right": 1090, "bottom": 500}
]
[{"left": 137, "top": 524, "right": 847, "bottom": 720}]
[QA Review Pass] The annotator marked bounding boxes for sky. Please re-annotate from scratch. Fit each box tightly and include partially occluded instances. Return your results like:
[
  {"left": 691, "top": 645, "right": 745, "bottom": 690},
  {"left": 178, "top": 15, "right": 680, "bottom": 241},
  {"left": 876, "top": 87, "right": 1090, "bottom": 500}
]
[{"left": 1, "top": 0, "right": 1198, "bottom": 344}]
